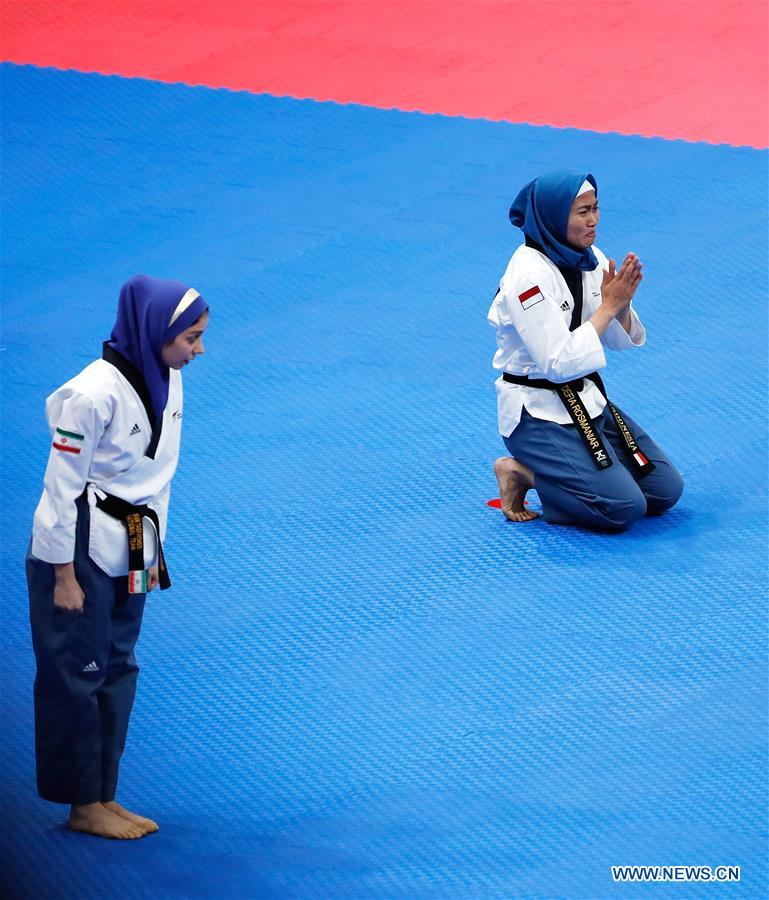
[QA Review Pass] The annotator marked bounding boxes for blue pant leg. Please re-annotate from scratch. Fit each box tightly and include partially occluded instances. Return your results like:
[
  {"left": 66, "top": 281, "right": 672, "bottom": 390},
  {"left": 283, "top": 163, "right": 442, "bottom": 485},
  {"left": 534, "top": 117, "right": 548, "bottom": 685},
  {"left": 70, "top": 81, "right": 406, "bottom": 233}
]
[
  {"left": 27, "top": 496, "right": 145, "bottom": 805},
  {"left": 98, "top": 578, "right": 145, "bottom": 802},
  {"left": 601, "top": 405, "right": 684, "bottom": 514},
  {"left": 27, "top": 546, "right": 103, "bottom": 803},
  {"left": 27, "top": 505, "right": 114, "bottom": 804},
  {"left": 71, "top": 495, "right": 146, "bottom": 803},
  {"left": 504, "top": 408, "right": 647, "bottom": 531}
]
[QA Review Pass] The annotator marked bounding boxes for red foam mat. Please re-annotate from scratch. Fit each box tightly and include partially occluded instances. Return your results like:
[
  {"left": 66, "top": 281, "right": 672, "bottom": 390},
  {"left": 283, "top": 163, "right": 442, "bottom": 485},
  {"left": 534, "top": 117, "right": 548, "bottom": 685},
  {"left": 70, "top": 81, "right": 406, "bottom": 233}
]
[{"left": 2, "top": 1, "right": 767, "bottom": 148}]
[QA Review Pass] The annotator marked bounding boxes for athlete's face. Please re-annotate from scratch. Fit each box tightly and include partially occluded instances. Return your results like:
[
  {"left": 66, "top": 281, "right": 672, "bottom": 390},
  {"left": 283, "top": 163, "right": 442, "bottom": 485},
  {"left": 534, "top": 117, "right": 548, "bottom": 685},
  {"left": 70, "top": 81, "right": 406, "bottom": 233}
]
[
  {"left": 161, "top": 311, "right": 208, "bottom": 369},
  {"left": 566, "top": 190, "right": 599, "bottom": 248}
]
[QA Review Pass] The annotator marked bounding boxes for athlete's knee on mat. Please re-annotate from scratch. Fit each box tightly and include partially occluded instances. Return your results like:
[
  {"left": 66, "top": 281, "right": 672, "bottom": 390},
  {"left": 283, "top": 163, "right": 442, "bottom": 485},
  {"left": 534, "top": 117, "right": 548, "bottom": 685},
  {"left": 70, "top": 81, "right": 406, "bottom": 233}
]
[
  {"left": 581, "top": 489, "right": 648, "bottom": 531},
  {"left": 644, "top": 467, "right": 684, "bottom": 515}
]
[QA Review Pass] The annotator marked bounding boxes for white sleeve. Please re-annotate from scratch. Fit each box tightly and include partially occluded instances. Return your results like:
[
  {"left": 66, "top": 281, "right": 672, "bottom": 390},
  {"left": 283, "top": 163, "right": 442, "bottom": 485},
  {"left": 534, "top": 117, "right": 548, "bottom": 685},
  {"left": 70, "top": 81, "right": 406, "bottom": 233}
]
[
  {"left": 589, "top": 249, "right": 646, "bottom": 350},
  {"left": 506, "top": 273, "right": 607, "bottom": 383},
  {"left": 601, "top": 305, "right": 646, "bottom": 350},
  {"left": 151, "top": 482, "right": 171, "bottom": 543},
  {"left": 31, "top": 393, "right": 106, "bottom": 563}
]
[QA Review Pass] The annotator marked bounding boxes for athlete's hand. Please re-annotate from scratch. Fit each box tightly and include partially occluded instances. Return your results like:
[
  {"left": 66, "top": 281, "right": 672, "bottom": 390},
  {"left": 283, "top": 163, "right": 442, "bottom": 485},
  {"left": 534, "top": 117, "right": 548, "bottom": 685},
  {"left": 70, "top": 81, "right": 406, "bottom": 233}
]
[
  {"left": 601, "top": 252, "right": 643, "bottom": 314},
  {"left": 147, "top": 565, "right": 160, "bottom": 592},
  {"left": 54, "top": 563, "right": 85, "bottom": 613}
]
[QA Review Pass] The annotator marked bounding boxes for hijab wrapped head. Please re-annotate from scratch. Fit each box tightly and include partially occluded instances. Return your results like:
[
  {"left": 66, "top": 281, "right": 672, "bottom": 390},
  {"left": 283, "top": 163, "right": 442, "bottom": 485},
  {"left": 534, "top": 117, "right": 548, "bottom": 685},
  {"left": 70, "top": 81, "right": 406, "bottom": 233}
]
[
  {"left": 108, "top": 274, "right": 208, "bottom": 426},
  {"left": 509, "top": 171, "right": 598, "bottom": 271}
]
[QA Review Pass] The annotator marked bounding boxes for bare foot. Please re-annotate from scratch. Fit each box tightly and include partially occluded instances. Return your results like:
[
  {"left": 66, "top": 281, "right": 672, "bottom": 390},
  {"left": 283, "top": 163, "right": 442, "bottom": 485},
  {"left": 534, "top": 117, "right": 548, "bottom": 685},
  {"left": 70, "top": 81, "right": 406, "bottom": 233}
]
[
  {"left": 68, "top": 802, "right": 144, "bottom": 839},
  {"left": 494, "top": 457, "right": 540, "bottom": 522},
  {"left": 103, "top": 800, "right": 159, "bottom": 835}
]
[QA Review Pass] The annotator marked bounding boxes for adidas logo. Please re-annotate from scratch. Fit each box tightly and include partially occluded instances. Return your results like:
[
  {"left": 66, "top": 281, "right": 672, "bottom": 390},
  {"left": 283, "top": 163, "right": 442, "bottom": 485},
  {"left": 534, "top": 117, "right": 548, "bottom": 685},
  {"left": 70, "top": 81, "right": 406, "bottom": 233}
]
[
  {"left": 129, "top": 423, "right": 141, "bottom": 436},
  {"left": 82, "top": 660, "right": 99, "bottom": 673},
  {"left": 560, "top": 300, "right": 571, "bottom": 311}
]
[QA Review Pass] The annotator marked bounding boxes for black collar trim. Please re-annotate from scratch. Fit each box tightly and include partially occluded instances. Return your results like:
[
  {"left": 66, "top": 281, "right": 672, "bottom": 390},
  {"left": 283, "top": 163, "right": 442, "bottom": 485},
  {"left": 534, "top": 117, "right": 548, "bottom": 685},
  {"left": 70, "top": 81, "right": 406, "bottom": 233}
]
[
  {"left": 102, "top": 343, "right": 162, "bottom": 459},
  {"left": 524, "top": 235, "right": 546, "bottom": 254}
]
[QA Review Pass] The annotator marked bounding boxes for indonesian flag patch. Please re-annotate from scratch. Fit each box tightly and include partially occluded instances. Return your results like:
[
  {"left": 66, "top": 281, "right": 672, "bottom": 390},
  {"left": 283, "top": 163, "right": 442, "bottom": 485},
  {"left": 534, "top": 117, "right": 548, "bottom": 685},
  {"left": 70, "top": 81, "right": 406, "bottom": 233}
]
[
  {"left": 53, "top": 427, "right": 84, "bottom": 454},
  {"left": 518, "top": 285, "right": 545, "bottom": 310}
]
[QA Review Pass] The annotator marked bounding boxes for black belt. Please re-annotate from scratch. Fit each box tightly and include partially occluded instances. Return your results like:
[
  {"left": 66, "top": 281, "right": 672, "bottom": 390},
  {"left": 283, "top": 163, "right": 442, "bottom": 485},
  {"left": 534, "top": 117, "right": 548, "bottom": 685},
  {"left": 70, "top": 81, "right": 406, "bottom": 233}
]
[
  {"left": 503, "top": 371, "right": 655, "bottom": 475},
  {"left": 93, "top": 492, "right": 171, "bottom": 592}
]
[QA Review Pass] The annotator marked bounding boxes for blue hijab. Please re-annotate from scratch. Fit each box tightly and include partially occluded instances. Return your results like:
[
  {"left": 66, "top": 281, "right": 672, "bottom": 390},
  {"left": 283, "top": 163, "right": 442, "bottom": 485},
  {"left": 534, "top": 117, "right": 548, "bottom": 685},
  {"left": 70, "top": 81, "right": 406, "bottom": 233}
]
[
  {"left": 509, "top": 171, "right": 598, "bottom": 271},
  {"left": 108, "top": 274, "right": 208, "bottom": 427}
]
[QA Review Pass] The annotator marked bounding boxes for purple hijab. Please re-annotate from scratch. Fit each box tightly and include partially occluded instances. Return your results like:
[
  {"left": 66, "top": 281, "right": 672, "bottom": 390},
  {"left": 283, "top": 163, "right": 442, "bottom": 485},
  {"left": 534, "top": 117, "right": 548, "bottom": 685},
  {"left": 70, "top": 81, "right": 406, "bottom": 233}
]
[{"left": 108, "top": 274, "right": 208, "bottom": 427}]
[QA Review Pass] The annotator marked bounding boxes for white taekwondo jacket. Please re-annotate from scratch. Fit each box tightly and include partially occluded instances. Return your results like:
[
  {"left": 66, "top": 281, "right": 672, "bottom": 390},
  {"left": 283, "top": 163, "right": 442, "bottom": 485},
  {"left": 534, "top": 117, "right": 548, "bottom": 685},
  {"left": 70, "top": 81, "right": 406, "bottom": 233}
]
[
  {"left": 32, "top": 356, "right": 182, "bottom": 576},
  {"left": 487, "top": 244, "right": 646, "bottom": 436}
]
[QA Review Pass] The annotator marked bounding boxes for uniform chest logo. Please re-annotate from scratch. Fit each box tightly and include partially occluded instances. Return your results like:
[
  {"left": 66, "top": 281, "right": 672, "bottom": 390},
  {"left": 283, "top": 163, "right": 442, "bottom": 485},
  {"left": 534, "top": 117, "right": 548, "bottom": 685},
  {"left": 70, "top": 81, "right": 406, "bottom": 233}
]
[
  {"left": 172, "top": 409, "right": 182, "bottom": 422},
  {"left": 560, "top": 299, "right": 571, "bottom": 311},
  {"left": 518, "top": 285, "right": 545, "bottom": 310},
  {"left": 129, "top": 423, "right": 141, "bottom": 436}
]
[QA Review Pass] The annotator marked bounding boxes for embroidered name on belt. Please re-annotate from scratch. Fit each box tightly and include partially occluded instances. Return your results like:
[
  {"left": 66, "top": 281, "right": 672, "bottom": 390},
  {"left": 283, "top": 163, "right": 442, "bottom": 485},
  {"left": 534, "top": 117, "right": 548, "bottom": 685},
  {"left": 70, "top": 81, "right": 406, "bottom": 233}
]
[
  {"left": 557, "top": 383, "right": 612, "bottom": 469},
  {"left": 125, "top": 512, "right": 147, "bottom": 593},
  {"left": 584, "top": 373, "right": 655, "bottom": 475},
  {"left": 608, "top": 402, "right": 653, "bottom": 472}
]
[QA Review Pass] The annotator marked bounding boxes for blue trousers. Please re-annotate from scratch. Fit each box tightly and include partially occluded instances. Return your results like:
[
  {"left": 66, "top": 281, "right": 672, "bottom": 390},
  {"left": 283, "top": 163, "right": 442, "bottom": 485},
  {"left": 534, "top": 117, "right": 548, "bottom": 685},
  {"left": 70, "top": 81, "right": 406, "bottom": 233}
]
[
  {"left": 26, "top": 495, "right": 146, "bottom": 805},
  {"left": 504, "top": 405, "right": 684, "bottom": 531}
]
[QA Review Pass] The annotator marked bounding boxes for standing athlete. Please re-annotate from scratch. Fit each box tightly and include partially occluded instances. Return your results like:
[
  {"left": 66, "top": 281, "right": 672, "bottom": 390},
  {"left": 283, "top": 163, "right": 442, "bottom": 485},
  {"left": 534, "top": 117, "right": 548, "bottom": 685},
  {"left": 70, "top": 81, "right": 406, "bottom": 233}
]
[{"left": 27, "top": 275, "right": 208, "bottom": 838}]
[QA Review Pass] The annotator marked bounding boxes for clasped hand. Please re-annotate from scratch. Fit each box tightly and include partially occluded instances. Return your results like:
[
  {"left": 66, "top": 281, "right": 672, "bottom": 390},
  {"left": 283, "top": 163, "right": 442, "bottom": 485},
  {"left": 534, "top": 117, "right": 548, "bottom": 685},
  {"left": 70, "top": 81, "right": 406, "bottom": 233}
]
[{"left": 601, "top": 252, "right": 643, "bottom": 315}]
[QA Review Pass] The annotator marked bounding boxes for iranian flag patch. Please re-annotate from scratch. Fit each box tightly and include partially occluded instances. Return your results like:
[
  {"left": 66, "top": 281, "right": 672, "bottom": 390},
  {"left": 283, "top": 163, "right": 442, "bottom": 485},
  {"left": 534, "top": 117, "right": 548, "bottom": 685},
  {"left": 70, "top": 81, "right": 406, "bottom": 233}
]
[
  {"left": 53, "top": 427, "right": 84, "bottom": 454},
  {"left": 518, "top": 285, "right": 545, "bottom": 310}
]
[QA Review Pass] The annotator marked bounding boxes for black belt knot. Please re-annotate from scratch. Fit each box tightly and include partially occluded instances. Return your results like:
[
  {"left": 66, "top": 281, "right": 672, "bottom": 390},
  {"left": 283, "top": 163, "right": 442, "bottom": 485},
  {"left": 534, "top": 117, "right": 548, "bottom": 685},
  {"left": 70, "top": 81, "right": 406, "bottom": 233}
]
[
  {"left": 93, "top": 492, "right": 171, "bottom": 590},
  {"left": 502, "top": 371, "right": 655, "bottom": 475}
]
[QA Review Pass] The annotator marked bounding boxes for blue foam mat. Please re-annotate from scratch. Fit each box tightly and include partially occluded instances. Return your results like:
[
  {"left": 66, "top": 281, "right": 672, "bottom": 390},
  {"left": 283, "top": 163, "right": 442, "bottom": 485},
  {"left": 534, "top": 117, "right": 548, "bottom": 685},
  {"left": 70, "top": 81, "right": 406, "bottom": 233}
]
[{"left": 1, "top": 64, "right": 767, "bottom": 898}]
